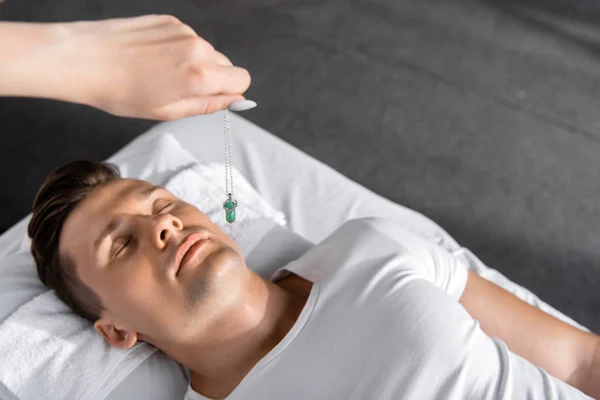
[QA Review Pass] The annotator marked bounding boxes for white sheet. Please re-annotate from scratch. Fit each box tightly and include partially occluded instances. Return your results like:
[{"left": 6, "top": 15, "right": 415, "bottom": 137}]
[
  {"left": 148, "top": 114, "right": 590, "bottom": 332},
  {"left": 135, "top": 113, "right": 457, "bottom": 249},
  {"left": 0, "top": 112, "right": 589, "bottom": 400}
]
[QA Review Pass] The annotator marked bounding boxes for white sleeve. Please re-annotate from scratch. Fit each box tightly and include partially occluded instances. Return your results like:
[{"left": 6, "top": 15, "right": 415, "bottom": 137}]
[
  {"left": 363, "top": 218, "right": 593, "bottom": 399},
  {"left": 363, "top": 217, "right": 469, "bottom": 300}
]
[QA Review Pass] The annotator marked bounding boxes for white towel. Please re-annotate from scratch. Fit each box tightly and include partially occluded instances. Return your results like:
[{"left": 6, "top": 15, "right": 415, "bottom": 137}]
[{"left": 0, "top": 163, "right": 287, "bottom": 400}]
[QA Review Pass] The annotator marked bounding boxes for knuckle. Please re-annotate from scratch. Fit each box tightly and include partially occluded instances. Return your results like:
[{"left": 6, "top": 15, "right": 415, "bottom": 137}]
[
  {"left": 179, "top": 24, "right": 197, "bottom": 37},
  {"left": 215, "top": 51, "right": 233, "bottom": 66},
  {"left": 184, "top": 37, "right": 213, "bottom": 60},
  {"left": 195, "top": 36, "right": 215, "bottom": 52},
  {"left": 179, "top": 38, "right": 200, "bottom": 64},
  {"left": 158, "top": 14, "right": 181, "bottom": 25},
  {"left": 202, "top": 101, "right": 220, "bottom": 115},
  {"left": 169, "top": 20, "right": 197, "bottom": 37},
  {"left": 191, "top": 62, "right": 209, "bottom": 80},
  {"left": 241, "top": 68, "right": 251, "bottom": 90}
]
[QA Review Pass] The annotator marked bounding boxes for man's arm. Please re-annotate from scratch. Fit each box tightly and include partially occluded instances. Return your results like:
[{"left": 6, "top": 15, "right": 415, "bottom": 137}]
[{"left": 459, "top": 269, "right": 599, "bottom": 398}]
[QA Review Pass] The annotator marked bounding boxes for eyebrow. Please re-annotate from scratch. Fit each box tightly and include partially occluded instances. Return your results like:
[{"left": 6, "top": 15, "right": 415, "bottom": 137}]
[
  {"left": 137, "top": 185, "right": 161, "bottom": 202},
  {"left": 93, "top": 185, "right": 162, "bottom": 253},
  {"left": 94, "top": 217, "right": 122, "bottom": 252}
]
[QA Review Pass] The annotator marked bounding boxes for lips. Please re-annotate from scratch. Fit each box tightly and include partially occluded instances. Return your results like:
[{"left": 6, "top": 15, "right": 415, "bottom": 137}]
[{"left": 173, "top": 232, "right": 208, "bottom": 276}]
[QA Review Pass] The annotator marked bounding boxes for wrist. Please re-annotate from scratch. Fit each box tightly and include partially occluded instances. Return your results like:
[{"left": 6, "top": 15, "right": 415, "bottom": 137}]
[
  {"left": 589, "top": 338, "right": 600, "bottom": 397},
  {"left": 0, "top": 21, "right": 93, "bottom": 105},
  {"left": 580, "top": 336, "right": 600, "bottom": 398}
]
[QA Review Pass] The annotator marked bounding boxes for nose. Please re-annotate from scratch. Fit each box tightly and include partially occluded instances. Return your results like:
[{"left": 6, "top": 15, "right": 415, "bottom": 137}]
[{"left": 152, "top": 213, "right": 183, "bottom": 249}]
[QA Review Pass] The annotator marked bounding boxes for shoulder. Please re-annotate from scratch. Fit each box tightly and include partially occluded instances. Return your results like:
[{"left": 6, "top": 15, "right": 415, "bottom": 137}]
[
  {"left": 274, "top": 218, "right": 429, "bottom": 284},
  {"left": 332, "top": 217, "right": 423, "bottom": 245},
  {"left": 302, "top": 217, "right": 427, "bottom": 258},
  {"left": 330, "top": 218, "right": 449, "bottom": 269},
  {"left": 312, "top": 217, "right": 427, "bottom": 264}
]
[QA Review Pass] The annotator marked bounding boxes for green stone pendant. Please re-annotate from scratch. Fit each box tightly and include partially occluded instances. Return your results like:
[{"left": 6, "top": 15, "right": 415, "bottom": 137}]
[{"left": 223, "top": 196, "right": 238, "bottom": 224}]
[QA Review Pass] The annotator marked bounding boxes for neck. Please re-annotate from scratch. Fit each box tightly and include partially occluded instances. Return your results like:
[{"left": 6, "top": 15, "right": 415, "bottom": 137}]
[{"left": 160, "top": 270, "right": 308, "bottom": 398}]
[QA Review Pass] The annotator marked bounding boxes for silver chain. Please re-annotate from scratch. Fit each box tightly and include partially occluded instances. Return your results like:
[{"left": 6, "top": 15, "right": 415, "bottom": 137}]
[{"left": 224, "top": 109, "right": 234, "bottom": 197}]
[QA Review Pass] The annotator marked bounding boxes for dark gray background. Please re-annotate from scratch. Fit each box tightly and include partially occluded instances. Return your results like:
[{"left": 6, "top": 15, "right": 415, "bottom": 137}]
[{"left": 1, "top": 0, "right": 599, "bottom": 332}]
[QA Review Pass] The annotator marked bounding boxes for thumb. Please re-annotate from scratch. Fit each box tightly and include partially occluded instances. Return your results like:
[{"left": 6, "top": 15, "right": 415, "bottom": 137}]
[{"left": 153, "top": 94, "right": 245, "bottom": 120}]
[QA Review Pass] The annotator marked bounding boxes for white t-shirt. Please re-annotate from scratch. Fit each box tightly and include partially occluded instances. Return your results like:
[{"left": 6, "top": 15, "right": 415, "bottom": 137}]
[{"left": 185, "top": 218, "right": 591, "bottom": 400}]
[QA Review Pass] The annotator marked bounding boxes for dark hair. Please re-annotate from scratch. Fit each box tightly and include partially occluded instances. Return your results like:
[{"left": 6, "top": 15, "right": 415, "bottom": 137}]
[{"left": 28, "top": 161, "right": 121, "bottom": 322}]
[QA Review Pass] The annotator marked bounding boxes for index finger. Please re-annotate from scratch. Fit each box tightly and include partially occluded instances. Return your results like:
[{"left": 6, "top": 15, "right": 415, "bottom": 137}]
[
  {"left": 191, "top": 64, "right": 251, "bottom": 96},
  {"left": 213, "top": 50, "right": 233, "bottom": 66}
]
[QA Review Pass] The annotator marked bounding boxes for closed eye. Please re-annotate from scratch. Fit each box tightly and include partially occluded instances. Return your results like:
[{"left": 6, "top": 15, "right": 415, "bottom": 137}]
[
  {"left": 114, "top": 239, "right": 131, "bottom": 258},
  {"left": 156, "top": 202, "right": 173, "bottom": 214}
]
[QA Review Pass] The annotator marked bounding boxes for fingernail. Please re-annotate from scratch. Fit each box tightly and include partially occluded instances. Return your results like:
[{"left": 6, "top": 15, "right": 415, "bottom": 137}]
[{"left": 228, "top": 99, "right": 257, "bottom": 112}]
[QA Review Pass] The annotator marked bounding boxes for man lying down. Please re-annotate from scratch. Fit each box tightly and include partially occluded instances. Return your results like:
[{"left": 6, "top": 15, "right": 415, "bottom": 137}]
[{"left": 28, "top": 161, "right": 599, "bottom": 400}]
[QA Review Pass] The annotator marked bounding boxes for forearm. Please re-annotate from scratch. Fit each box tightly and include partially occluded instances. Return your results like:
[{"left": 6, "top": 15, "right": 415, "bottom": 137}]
[
  {"left": 581, "top": 339, "right": 600, "bottom": 398},
  {"left": 459, "top": 270, "right": 597, "bottom": 396},
  {"left": 0, "top": 22, "right": 87, "bottom": 104}
]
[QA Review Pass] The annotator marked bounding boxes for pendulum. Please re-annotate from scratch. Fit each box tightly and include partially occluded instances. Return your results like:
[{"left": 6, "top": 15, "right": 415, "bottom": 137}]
[
  {"left": 223, "top": 194, "right": 237, "bottom": 223},
  {"left": 223, "top": 108, "right": 237, "bottom": 223},
  {"left": 222, "top": 100, "right": 257, "bottom": 223}
]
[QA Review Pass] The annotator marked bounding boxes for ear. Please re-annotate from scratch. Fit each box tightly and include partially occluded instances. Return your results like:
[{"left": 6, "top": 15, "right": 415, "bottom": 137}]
[{"left": 93, "top": 317, "right": 139, "bottom": 350}]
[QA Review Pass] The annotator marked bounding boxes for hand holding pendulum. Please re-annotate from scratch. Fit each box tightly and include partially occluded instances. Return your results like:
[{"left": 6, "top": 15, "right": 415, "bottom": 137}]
[{"left": 223, "top": 100, "right": 257, "bottom": 223}]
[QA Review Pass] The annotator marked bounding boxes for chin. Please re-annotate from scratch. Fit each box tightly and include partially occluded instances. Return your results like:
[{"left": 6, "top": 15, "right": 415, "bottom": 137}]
[
  {"left": 204, "top": 244, "right": 243, "bottom": 276},
  {"left": 184, "top": 244, "right": 244, "bottom": 310}
]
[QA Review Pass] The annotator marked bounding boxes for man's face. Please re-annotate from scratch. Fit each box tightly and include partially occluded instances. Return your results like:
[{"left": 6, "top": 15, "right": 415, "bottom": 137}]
[{"left": 59, "top": 178, "right": 245, "bottom": 348}]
